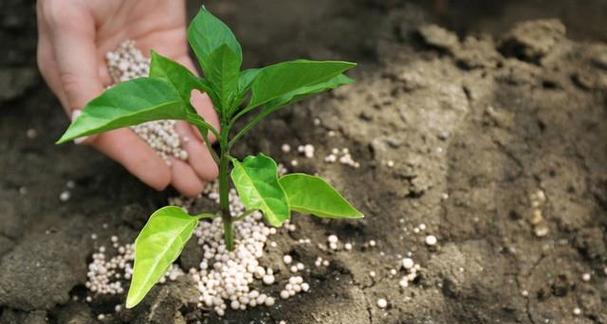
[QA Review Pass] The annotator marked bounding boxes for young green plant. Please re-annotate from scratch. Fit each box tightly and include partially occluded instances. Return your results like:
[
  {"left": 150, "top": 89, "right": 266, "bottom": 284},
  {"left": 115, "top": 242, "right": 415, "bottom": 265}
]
[{"left": 57, "top": 7, "right": 362, "bottom": 309}]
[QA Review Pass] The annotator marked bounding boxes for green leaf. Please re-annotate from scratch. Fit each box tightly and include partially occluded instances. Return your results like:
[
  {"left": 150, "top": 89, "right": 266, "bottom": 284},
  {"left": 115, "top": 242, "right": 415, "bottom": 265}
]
[
  {"left": 149, "top": 51, "right": 206, "bottom": 103},
  {"left": 205, "top": 44, "right": 241, "bottom": 112},
  {"left": 264, "top": 73, "right": 353, "bottom": 110},
  {"left": 238, "top": 68, "right": 262, "bottom": 94},
  {"left": 248, "top": 60, "right": 356, "bottom": 109},
  {"left": 188, "top": 7, "right": 242, "bottom": 77},
  {"left": 228, "top": 74, "right": 353, "bottom": 146},
  {"left": 126, "top": 206, "right": 198, "bottom": 309},
  {"left": 279, "top": 174, "right": 363, "bottom": 219},
  {"left": 230, "top": 154, "right": 290, "bottom": 226},
  {"left": 57, "top": 78, "right": 187, "bottom": 143}
]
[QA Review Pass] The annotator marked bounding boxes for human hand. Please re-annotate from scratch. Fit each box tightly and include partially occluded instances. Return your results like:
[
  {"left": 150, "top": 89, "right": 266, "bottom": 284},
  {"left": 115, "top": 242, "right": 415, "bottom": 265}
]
[{"left": 36, "top": 0, "right": 219, "bottom": 197}]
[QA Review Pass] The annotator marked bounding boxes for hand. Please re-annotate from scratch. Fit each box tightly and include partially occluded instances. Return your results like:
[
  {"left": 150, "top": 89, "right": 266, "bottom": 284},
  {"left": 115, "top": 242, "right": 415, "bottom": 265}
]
[{"left": 36, "top": 0, "right": 219, "bottom": 197}]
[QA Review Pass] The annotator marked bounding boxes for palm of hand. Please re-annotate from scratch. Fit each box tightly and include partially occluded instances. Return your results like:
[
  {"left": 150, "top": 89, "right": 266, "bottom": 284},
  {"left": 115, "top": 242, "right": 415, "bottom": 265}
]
[{"left": 37, "top": 0, "right": 219, "bottom": 196}]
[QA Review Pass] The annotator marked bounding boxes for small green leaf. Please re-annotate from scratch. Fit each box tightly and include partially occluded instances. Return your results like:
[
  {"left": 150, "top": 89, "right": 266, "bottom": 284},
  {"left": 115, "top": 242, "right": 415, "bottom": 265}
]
[
  {"left": 230, "top": 154, "right": 290, "bottom": 226},
  {"left": 238, "top": 68, "right": 262, "bottom": 94},
  {"left": 149, "top": 51, "right": 207, "bottom": 103},
  {"left": 248, "top": 60, "right": 356, "bottom": 109},
  {"left": 279, "top": 174, "right": 363, "bottom": 219},
  {"left": 205, "top": 44, "right": 241, "bottom": 112},
  {"left": 57, "top": 78, "right": 186, "bottom": 143},
  {"left": 188, "top": 7, "right": 242, "bottom": 77},
  {"left": 126, "top": 206, "right": 198, "bottom": 309}
]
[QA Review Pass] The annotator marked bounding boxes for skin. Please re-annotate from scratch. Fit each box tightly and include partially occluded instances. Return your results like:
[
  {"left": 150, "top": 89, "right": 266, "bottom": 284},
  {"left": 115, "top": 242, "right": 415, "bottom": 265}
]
[{"left": 36, "top": 0, "right": 219, "bottom": 197}]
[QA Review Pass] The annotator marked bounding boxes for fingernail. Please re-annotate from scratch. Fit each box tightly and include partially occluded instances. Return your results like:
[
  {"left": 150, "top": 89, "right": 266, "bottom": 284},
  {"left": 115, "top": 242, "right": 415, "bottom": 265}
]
[
  {"left": 74, "top": 136, "right": 89, "bottom": 145},
  {"left": 71, "top": 109, "right": 82, "bottom": 122}
]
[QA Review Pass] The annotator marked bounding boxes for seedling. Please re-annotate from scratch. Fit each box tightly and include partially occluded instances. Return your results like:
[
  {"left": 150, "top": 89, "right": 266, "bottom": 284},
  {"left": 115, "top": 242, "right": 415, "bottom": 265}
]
[{"left": 57, "top": 7, "right": 362, "bottom": 309}]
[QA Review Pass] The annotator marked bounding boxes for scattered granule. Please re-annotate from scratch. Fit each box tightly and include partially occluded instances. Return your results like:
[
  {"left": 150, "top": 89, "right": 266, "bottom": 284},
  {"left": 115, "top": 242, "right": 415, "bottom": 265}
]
[
  {"left": 376, "top": 298, "right": 388, "bottom": 309},
  {"left": 425, "top": 235, "right": 437, "bottom": 246},
  {"left": 59, "top": 190, "right": 70, "bottom": 202},
  {"left": 26, "top": 128, "right": 37, "bottom": 139},
  {"left": 582, "top": 272, "right": 591, "bottom": 282},
  {"left": 324, "top": 147, "right": 360, "bottom": 168},
  {"left": 279, "top": 276, "right": 308, "bottom": 299},
  {"left": 297, "top": 144, "right": 315, "bottom": 158}
]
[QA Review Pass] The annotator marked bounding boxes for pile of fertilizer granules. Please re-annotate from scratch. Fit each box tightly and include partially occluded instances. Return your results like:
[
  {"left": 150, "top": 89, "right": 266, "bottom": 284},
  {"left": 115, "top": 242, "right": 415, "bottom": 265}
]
[
  {"left": 86, "top": 162, "right": 313, "bottom": 317},
  {"left": 105, "top": 40, "right": 188, "bottom": 164}
]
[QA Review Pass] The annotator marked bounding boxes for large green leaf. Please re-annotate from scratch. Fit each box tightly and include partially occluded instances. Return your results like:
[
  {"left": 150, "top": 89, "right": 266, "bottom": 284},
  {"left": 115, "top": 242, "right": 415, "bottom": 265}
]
[
  {"left": 187, "top": 7, "right": 242, "bottom": 78},
  {"left": 264, "top": 73, "right": 353, "bottom": 112},
  {"left": 247, "top": 60, "right": 356, "bottom": 109},
  {"left": 57, "top": 78, "right": 186, "bottom": 143},
  {"left": 279, "top": 174, "right": 363, "bottom": 219},
  {"left": 230, "top": 154, "right": 290, "bottom": 226},
  {"left": 205, "top": 44, "right": 241, "bottom": 112},
  {"left": 229, "top": 74, "right": 353, "bottom": 145},
  {"left": 126, "top": 206, "right": 198, "bottom": 309}
]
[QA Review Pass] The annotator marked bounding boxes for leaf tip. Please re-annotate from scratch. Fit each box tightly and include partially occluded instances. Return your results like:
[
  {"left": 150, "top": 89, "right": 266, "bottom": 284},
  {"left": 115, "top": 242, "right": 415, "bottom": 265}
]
[{"left": 125, "top": 291, "right": 140, "bottom": 309}]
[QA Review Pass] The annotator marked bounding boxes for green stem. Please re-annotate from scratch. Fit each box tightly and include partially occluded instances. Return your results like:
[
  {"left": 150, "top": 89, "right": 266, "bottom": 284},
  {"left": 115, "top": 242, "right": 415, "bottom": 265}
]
[{"left": 218, "top": 125, "right": 235, "bottom": 251}]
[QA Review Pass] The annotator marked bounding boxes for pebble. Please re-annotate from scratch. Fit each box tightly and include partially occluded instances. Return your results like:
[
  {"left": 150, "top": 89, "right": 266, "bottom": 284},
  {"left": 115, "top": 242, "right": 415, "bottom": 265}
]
[{"left": 425, "top": 235, "right": 437, "bottom": 246}]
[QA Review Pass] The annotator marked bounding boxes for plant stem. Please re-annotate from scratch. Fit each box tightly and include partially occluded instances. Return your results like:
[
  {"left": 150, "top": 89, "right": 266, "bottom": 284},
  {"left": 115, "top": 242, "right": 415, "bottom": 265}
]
[{"left": 218, "top": 125, "right": 235, "bottom": 251}]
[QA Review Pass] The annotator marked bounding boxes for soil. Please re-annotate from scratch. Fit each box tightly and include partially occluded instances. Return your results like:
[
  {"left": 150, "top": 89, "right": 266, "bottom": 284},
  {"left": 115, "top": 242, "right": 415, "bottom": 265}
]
[{"left": 1, "top": 0, "right": 606, "bottom": 323}]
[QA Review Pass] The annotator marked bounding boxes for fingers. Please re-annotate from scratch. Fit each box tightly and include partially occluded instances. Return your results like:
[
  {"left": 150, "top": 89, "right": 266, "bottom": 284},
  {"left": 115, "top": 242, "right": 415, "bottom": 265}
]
[
  {"left": 170, "top": 159, "right": 204, "bottom": 197},
  {"left": 191, "top": 90, "right": 220, "bottom": 142},
  {"left": 175, "top": 121, "right": 219, "bottom": 181},
  {"left": 36, "top": 2, "right": 69, "bottom": 110},
  {"left": 178, "top": 57, "right": 220, "bottom": 142},
  {"left": 92, "top": 129, "right": 171, "bottom": 191}
]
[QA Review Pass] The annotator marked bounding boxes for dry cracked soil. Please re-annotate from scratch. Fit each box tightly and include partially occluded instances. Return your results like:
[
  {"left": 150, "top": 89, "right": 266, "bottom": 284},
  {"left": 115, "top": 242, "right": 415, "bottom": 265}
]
[{"left": 0, "top": 0, "right": 606, "bottom": 323}]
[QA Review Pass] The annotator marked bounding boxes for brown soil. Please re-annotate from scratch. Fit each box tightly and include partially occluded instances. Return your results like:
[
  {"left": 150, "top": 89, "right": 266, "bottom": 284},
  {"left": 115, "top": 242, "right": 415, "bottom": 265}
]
[{"left": 1, "top": 0, "right": 606, "bottom": 323}]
